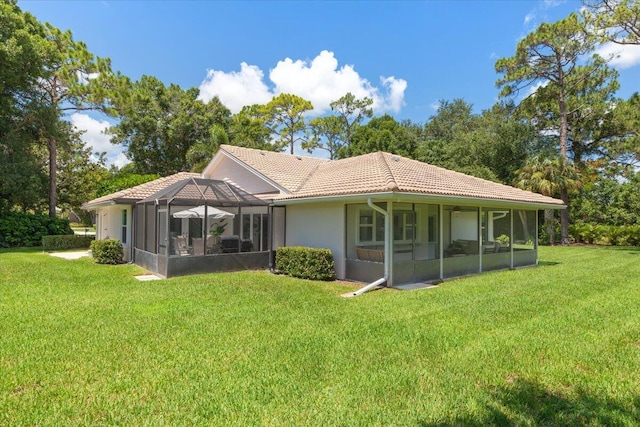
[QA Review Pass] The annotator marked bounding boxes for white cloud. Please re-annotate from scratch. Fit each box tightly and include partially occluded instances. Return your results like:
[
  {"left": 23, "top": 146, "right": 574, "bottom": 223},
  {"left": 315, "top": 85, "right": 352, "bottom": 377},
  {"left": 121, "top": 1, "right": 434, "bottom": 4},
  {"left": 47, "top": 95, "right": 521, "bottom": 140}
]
[
  {"left": 595, "top": 42, "right": 640, "bottom": 69},
  {"left": 198, "top": 50, "right": 407, "bottom": 115},
  {"left": 69, "top": 113, "right": 126, "bottom": 168},
  {"left": 524, "top": 13, "right": 535, "bottom": 25},
  {"left": 198, "top": 63, "right": 272, "bottom": 112}
]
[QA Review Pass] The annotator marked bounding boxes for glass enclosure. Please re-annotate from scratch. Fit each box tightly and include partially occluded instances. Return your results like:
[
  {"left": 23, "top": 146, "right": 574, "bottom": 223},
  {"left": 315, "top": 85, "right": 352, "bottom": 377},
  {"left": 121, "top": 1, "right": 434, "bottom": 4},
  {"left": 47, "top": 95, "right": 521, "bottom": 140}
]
[
  {"left": 513, "top": 209, "right": 537, "bottom": 267},
  {"left": 481, "top": 208, "right": 511, "bottom": 272},
  {"left": 443, "top": 205, "right": 480, "bottom": 278}
]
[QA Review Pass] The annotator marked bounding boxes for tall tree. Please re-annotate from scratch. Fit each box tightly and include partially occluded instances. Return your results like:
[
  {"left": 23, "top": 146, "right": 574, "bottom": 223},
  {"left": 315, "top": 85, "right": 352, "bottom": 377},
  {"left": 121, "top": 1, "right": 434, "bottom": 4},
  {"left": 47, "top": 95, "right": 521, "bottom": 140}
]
[
  {"left": 0, "top": 0, "right": 49, "bottom": 213},
  {"left": 33, "top": 23, "right": 117, "bottom": 217},
  {"left": 583, "top": 0, "right": 640, "bottom": 45},
  {"left": 349, "top": 114, "right": 418, "bottom": 158},
  {"left": 304, "top": 116, "right": 344, "bottom": 160},
  {"left": 263, "top": 93, "right": 313, "bottom": 154},
  {"left": 495, "top": 13, "right": 602, "bottom": 244},
  {"left": 228, "top": 104, "right": 274, "bottom": 150},
  {"left": 330, "top": 92, "right": 373, "bottom": 153},
  {"left": 185, "top": 125, "right": 229, "bottom": 172},
  {"left": 110, "top": 77, "right": 230, "bottom": 174}
]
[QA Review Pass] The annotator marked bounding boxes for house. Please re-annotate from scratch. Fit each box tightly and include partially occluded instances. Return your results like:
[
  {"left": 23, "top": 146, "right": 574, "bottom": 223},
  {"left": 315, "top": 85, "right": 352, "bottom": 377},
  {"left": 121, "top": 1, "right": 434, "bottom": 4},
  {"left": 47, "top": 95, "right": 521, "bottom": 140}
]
[{"left": 82, "top": 145, "right": 564, "bottom": 286}]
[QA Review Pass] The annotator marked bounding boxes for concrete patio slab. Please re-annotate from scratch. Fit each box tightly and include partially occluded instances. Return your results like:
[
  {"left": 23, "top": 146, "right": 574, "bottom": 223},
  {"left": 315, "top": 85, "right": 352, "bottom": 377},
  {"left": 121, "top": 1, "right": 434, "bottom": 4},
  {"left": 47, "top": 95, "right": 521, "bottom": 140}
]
[
  {"left": 134, "top": 274, "right": 163, "bottom": 281},
  {"left": 49, "top": 251, "right": 91, "bottom": 260}
]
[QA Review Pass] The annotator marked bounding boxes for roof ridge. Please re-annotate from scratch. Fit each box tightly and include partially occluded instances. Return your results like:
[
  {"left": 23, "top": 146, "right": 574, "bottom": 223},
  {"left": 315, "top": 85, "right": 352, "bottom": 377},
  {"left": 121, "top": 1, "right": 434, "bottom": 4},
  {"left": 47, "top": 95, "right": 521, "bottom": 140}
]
[
  {"left": 379, "top": 152, "right": 399, "bottom": 191},
  {"left": 291, "top": 160, "right": 329, "bottom": 193}
]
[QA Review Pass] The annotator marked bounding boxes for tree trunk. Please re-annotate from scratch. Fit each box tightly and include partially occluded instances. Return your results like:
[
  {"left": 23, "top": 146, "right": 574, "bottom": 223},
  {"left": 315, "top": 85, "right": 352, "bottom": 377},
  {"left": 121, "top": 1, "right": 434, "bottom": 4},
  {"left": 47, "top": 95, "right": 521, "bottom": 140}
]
[
  {"left": 545, "top": 209, "right": 555, "bottom": 246},
  {"left": 48, "top": 137, "right": 57, "bottom": 218},
  {"left": 560, "top": 187, "right": 570, "bottom": 245}
]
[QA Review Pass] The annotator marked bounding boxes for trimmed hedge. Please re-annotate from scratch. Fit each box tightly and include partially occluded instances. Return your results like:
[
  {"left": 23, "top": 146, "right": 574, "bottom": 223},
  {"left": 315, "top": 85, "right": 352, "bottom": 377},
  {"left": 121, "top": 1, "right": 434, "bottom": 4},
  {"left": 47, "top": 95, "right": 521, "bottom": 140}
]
[
  {"left": 570, "top": 223, "right": 640, "bottom": 246},
  {"left": 90, "top": 239, "right": 124, "bottom": 264},
  {"left": 0, "top": 212, "right": 73, "bottom": 248},
  {"left": 42, "top": 235, "right": 95, "bottom": 251},
  {"left": 276, "top": 246, "right": 335, "bottom": 281}
]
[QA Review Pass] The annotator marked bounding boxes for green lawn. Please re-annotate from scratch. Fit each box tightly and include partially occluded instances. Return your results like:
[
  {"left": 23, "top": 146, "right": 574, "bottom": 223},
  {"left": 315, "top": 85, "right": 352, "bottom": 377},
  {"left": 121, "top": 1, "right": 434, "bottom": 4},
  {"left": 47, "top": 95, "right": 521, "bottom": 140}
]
[{"left": 1, "top": 246, "right": 639, "bottom": 425}]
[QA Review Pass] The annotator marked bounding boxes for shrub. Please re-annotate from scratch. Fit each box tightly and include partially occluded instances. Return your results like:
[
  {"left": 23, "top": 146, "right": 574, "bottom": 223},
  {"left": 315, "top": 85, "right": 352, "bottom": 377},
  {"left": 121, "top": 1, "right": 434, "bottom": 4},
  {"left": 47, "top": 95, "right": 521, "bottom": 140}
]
[
  {"left": 90, "top": 239, "right": 124, "bottom": 264},
  {"left": 42, "top": 235, "right": 95, "bottom": 251},
  {"left": 275, "top": 246, "right": 335, "bottom": 281},
  {"left": 0, "top": 212, "right": 73, "bottom": 247},
  {"left": 570, "top": 222, "right": 640, "bottom": 246}
]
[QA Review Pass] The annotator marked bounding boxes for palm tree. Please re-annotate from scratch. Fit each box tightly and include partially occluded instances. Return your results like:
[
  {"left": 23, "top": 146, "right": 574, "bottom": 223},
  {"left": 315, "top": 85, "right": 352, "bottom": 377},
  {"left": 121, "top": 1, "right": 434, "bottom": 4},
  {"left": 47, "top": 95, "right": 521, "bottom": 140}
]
[{"left": 514, "top": 156, "right": 580, "bottom": 245}]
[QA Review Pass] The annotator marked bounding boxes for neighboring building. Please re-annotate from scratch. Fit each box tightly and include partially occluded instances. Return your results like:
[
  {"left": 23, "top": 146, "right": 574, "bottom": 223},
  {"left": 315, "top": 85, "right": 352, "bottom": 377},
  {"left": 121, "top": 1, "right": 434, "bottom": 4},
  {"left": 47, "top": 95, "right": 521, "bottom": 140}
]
[{"left": 83, "top": 145, "right": 564, "bottom": 286}]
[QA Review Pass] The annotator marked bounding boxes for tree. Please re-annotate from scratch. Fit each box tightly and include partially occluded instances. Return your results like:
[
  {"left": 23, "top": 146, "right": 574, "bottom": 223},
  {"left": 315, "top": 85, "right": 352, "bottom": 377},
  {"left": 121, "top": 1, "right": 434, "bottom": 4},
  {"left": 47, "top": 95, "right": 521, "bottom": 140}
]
[
  {"left": 304, "top": 116, "right": 344, "bottom": 159},
  {"left": 227, "top": 104, "right": 274, "bottom": 150},
  {"left": 263, "top": 93, "right": 313, "bottom": 154},
  {"left": 0, "top": 1, "right": 50, "bottom": 213},
  {"left": 110, "top": 77, "right": 230, "bottom": 175},
  {"left": 329, "top": 92, "right": 373, "bottom": 153},
  {"left": 186, "top": 125, "right": 229, "bottom": 172},
  {"left": 583, "top": 0, "right": 640, "bottom": 45},
  {"left": 514, "top": 156, "right": 580, "bottom": 245},
  {"left": 349, "top": 114, "right": 418, "bottom": 158},
  {"left": 32, "top": 23, "right": 117, "bottom": 217},
  {"left": 495, "top": 13, "right": 602, "bottom": 244}
]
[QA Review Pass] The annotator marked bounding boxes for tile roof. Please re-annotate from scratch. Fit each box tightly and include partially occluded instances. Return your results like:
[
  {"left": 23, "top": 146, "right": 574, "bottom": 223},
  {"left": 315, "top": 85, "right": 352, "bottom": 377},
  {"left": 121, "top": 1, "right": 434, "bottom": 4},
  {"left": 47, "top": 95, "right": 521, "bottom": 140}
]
[
  {"left": 221, "top": 146, "right": 563, "bottom": 206},
  {"left": 219, "top": 144, "right": 329, "bottom": 193},
  {"left": 82, "top": 172, "right": 199, "bottom": 209},
  {"left": 282, "top": 151, "right": 564, "bottom": 206}
]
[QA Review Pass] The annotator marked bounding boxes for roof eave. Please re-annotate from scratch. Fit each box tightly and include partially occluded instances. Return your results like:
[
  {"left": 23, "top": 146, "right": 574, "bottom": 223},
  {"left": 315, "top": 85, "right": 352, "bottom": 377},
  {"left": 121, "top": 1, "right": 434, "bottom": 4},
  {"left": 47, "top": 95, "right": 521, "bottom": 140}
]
[{"left": 272, "top": 191, "right": 565, "bottom": 209}]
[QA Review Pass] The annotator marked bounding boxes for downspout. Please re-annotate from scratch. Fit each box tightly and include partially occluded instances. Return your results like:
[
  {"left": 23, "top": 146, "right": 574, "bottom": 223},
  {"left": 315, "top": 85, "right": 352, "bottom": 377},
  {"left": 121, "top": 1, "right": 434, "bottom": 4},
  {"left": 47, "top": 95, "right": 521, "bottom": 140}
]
[{"left": 351, "top": 198, "right": 389, "bottom": 296}]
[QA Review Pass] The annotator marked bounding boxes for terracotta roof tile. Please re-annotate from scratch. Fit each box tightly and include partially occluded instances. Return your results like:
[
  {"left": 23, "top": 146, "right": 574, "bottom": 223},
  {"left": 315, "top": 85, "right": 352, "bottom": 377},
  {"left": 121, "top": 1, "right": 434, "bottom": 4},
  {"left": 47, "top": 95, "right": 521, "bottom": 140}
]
[
  {"left": 219, "top": 144, "right": 329, "bottom": 192},
  {"left": 82, "top": 172, "right": 199, "bottom": 209},
  {"left": 275, "top": 151, "right": 564, "bottom": 206}
]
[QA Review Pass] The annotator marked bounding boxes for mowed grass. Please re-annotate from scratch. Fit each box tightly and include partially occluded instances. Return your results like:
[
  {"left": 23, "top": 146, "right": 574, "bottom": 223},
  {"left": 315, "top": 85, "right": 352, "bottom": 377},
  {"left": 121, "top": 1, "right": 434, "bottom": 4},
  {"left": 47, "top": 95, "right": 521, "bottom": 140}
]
[{"left": 1, "top": 246, "right": 640, "bottom": 425}]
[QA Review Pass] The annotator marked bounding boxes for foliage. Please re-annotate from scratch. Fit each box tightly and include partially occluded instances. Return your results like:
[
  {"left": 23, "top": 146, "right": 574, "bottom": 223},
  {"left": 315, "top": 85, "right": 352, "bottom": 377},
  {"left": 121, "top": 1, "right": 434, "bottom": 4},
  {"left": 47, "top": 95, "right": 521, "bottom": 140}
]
[
  {"left": 275, "top": 246, "right": 335, "bottom": 281},
  {"left": 582, "top": 0, "right": 640, "bottom": 45},
  {"left": 570, "top": 222, "right": 640, "bottom": 245},
  {"left": 42, "top": 234, "right": 94, "bottom": 251},
  {"left": 329, "top": 92, "right": 373, "bottom": 153},
  {"left": 94, "top": 169, "right": 159, "bottom": 198},
  {"left": 263, "top": 93, "right": 313, "bottom": 154},
  {"left": 304, "top": 115, "right": 344, "bottom": 159},
  {"left": 227, "top": 104, "right": 275, "bottom": 150},
  {"left": 89, "top": 239, "right": 124, "bottom": 264},
  {"left": 2, "top": 246, "right": 640, "bottom": 425},
  {"left": 0, "top": 211, "right": 72, "bottom": 247},
  {"left": 109, "top": 76, "right": 231, "bottom": 175},
  {"left": 349, "top": 114, "right": 418, "bottom": 158}
]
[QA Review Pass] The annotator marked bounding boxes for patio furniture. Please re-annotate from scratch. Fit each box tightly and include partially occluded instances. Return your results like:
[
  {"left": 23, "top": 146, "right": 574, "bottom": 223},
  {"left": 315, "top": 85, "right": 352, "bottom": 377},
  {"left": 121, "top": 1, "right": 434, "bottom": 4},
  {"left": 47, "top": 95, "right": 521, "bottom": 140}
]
[
  {"left": 173, "top": 235, "right": 191, "bottom": 256},
  {"left": 192, "top": 237, "right": 205, "bottom": 256}
]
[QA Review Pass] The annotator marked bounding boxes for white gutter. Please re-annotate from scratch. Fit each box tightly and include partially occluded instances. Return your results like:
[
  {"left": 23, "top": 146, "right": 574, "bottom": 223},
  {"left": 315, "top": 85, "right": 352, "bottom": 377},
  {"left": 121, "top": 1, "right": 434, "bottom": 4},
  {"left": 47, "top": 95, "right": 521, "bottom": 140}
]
[{"left": 350, "top": 198, "right": 390, "bottom": 296}]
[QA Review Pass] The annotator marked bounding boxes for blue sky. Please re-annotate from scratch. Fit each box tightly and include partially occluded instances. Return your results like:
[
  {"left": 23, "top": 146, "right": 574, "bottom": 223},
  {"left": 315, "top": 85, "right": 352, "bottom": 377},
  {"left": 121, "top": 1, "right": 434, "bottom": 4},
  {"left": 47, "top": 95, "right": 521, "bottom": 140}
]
[{"left": 20, "top": 0, "right": 640, "bottom": 166}]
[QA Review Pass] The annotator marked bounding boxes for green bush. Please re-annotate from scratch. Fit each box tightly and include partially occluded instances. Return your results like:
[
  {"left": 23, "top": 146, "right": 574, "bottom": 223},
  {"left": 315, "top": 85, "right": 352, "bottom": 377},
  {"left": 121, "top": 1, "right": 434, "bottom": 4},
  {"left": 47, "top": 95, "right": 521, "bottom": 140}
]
[
  {"left": 275, "top": 246, "right": 335, "bottom": 281},
  {"left": 42, "top": 235, "right": 95, "bottom": 251},
  {"left": 0, "top": 212, "right": 73, "bottom": 247},
  {"left": 570, "top": 222, "right": 640, "bottom": 246},
  {"left": 90, "top": 239, "right": 124, "bottom": 264}
]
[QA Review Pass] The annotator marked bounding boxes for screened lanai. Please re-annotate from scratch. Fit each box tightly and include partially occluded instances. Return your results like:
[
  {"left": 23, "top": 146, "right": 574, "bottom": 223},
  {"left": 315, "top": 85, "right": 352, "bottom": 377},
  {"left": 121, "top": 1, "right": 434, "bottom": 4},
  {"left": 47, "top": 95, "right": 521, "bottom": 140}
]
[{"left": 134, "top": 177, "right": 271, "bottom": 278}]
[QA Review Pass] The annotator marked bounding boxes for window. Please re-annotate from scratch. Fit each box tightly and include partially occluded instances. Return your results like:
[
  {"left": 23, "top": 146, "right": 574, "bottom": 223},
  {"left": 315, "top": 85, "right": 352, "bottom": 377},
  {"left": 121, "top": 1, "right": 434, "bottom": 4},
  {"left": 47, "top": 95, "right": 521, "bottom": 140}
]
[
  {"left": 357, "top": 208, "right": 414, "bottom": 244},
  {"left": 121, "top": 209, "right": 127, "bottom": 244}
]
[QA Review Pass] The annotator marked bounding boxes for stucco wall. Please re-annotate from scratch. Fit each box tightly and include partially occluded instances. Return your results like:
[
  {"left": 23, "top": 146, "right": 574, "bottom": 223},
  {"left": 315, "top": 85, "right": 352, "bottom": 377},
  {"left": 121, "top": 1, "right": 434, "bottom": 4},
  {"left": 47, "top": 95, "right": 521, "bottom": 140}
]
[
  {"left": 285, "top": 202, "right": 345, "bottom": 279},
  {"left": 204, "top": 156, "right": 279, "bottom": 195},
  {"left": 96, "top": 205, "right": 132, "bottom": 261}
]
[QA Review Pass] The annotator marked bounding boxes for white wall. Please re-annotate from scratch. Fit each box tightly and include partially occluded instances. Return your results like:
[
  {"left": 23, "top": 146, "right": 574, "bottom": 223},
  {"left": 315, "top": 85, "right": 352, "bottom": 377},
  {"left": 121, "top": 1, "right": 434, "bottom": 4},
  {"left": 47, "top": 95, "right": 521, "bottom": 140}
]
[
  {"left": 285, "top": 202, "right": 345, "bottom": 279},
  {"left": 96, "top": 205, "right": 132, "bottom": 261},
  {"left": 204, "top": 156, "right": 279, "bottom": 195}
]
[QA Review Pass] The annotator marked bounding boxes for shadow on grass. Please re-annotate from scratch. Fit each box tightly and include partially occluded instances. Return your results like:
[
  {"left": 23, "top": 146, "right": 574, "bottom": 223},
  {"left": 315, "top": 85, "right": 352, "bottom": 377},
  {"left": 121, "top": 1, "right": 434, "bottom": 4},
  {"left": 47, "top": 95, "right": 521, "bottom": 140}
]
[
  {"left": 0, "top": 246, "right": 43, "bottom": 254},
  {"left": 537, "top": 260, "right": 561, "bottom": 267},
  {"left": 420, "top": 378, "right": 640, "bottom": 426}
]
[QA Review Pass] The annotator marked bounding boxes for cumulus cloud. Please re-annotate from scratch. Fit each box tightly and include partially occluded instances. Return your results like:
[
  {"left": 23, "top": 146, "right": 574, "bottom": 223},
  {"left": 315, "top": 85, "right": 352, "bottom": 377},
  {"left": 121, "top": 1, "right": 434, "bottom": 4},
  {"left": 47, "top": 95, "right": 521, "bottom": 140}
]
[
  {"left": 198, "top": 50, "right": 407, "bottom": 115},
  {"left": 198, "top": 63, "right": 272, "bottom": 112},
  {"left": 595, "top": 42, "right": 640, "bottom": 69},
  {"left": 70, "top": 113, "right": 126, "bottom": 167}
]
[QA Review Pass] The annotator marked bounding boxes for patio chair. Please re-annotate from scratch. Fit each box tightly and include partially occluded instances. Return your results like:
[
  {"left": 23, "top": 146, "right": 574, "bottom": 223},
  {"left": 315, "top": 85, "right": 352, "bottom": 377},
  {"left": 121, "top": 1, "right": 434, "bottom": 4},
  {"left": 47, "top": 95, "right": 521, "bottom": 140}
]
[
  {"left": 206, "top": 235, "right": 221, "bottom": 254},
  {"left": 173, "top": 235, "right": 190, "bottom": 256}
]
